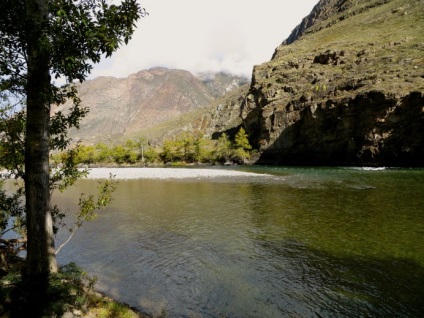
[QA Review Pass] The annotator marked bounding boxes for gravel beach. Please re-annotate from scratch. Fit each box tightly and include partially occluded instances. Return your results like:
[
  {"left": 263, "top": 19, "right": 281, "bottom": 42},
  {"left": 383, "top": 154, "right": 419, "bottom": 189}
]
[{"left": 86, "top": 167, "right": 267, "bottom": 180}]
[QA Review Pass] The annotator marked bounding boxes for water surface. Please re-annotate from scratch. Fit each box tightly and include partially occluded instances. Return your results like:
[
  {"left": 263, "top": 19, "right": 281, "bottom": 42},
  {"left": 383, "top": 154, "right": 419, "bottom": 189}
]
[{"left": 55, "top": 166, "right": 424, "bottom": 317}]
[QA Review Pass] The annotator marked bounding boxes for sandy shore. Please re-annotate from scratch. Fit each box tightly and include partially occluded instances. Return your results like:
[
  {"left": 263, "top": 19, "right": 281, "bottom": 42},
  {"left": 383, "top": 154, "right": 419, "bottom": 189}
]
[{"left": 85, "top": 167, "right": 268, "bottom": 180}]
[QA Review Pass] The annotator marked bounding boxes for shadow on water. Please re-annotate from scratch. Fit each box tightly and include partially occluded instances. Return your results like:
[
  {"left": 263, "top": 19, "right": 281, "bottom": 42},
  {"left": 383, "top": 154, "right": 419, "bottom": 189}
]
[
  {"left": 254, "top": 239, "right": 424, "bottom": 317},
  {"left": 54, "top": 170, "right": 424, "bottom": 317},
  {"left": 69, "top": 227, "right": 424, "bottom": 317}
]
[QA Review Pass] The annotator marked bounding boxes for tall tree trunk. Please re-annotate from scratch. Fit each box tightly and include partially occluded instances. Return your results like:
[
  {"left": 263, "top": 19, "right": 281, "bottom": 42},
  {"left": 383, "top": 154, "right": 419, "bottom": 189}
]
[{"left": 25, "top": 0, "right": 57, "bottom": 280}]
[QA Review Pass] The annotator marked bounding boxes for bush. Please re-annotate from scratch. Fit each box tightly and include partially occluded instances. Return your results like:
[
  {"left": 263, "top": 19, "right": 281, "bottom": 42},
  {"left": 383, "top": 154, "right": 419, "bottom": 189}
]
[
  {"left": 143, "top": 146, "right": 159, "bottom": 163},
  {"left": 77, "top": 145, "right": 96, "bottom": 164},
  {"left": 0, "top": 261, "right": 139, "bottom": 317}
]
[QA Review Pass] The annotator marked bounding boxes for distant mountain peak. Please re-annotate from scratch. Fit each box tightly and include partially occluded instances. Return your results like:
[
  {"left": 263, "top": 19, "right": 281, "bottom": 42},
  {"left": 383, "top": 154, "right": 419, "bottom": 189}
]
[{"left": 63, "top": 69, "right": 248, "bottom": 144}]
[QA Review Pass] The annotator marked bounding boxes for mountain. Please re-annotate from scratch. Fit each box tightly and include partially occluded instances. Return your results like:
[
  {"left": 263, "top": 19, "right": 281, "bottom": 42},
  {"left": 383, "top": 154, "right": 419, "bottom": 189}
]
[
  {"left": 241, "top": 0, "right": 424, "bottom": 166},
  {"left": 61, "top": 67, "right": 248, "bottom": 144},
  {"left": 197, "top": 72, "right": 250, "bottom": 98},
  {"left": 61, "top": 0, "right": 423, "bottom": 167},
  {"left": 126, "top": 84, "right": 250, "bottom": 144}
]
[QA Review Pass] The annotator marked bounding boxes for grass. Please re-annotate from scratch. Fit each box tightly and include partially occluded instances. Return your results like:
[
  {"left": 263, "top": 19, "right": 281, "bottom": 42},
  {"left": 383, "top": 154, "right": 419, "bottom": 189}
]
[
  {"left": 260, "top": 0, "right": 423, "bottom": 104},
  {"left": 0, "top": 261, "right": 148, "bottom": 317},
  {"left": 274, "top": 0, "right": 424, "bottom": 63}
]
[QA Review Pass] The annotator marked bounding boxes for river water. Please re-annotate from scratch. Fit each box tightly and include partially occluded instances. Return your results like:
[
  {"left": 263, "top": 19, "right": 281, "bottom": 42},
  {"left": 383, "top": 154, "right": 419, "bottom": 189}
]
[{"left": 55, "top": 166, "right": 424, "bottom": 317}]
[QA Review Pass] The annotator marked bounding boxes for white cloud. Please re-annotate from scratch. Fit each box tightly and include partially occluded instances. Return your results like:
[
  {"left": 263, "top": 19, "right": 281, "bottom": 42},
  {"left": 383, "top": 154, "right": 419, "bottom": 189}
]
[{"left": 91, "top": 0, "right": 318, "bottom": 79}]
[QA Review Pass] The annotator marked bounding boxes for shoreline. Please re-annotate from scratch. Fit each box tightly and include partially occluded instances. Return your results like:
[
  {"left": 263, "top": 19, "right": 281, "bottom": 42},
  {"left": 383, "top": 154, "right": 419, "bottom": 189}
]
[{"left": 85, "top": 167, "right": 269, "bottom": 180}]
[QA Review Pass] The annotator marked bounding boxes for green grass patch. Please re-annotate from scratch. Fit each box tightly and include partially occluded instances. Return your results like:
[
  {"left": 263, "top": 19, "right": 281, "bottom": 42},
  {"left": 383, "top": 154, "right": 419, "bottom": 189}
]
[{"left": 0, "top": 261, "right": 144, "bottom": 317}]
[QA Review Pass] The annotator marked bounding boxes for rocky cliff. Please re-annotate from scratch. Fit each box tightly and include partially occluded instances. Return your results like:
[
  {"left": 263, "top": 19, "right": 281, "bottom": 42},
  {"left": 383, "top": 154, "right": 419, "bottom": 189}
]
[{"left": 242, "top": 0, "right": 424, "bottom": 166}]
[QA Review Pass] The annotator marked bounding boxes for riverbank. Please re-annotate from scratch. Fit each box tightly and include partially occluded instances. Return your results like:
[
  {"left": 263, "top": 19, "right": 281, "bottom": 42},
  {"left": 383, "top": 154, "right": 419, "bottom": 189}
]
[
  {"left": 0, "top": 259, "right": 149, "bottom": 318},
  {"left": 85, "top": 167, "right": 268, "bottom": 180}
]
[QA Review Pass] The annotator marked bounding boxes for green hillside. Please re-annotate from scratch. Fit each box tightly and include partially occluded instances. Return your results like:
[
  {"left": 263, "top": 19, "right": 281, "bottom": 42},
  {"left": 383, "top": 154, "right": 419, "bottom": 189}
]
[{"left": 242, "top": 0, "right": 424, "bottom": 166}]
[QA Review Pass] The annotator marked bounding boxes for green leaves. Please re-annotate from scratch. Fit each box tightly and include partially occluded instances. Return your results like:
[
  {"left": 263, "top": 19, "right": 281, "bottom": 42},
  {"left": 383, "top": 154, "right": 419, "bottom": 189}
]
[
  {"left": 0, "top": 0, "right": 144, "bottom": 264},
  {"left": 48, "top": 0, "right": 146, "bottom": 83},
  {"left": 55, "top": 174, "right": 117, "bottom": 255},
  {"left": 234, "top": 127, "right": 252, "bottom": 151},
  {"left": 77, "top": 176, "right": 117, "bottom": 226},
  {"left": 215, "top": 128, "right": 253, "bottom": 163}
]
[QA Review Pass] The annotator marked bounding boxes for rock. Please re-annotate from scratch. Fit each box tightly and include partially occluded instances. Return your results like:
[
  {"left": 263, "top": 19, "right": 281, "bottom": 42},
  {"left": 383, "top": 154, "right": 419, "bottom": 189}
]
[
  {"left": 62, "top": 312, "right": 74, "bottom": 318},
  {"left": 313, "top": 50, "right": 340, "bottom": 65},
  {"left": 242, "top": 0, "right": 424, "bottom": 166}
]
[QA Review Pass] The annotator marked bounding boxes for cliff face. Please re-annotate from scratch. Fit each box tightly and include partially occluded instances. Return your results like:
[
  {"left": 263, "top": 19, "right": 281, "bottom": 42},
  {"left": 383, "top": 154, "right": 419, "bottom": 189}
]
[
  {"left": 243, "top": 0, "right": 424, "bottom": 166},
  {"left": 280, "top": 0, "right": 394, "bottom": 46},
  {"left": 280, "top": 0, "right": 336, "bottom": 46}
]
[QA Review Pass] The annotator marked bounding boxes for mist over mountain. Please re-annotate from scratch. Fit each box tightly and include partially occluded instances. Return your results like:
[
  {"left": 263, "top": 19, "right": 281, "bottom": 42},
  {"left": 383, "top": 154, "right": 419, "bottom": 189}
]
[{"left": 197, "top": 72, "right": 250, "bottom": 98}]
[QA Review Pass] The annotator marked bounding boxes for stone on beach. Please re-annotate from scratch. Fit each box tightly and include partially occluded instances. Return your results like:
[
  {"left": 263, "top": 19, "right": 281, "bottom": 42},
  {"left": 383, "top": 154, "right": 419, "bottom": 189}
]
[{"left": 85, "top": 167, "right": 266, "bottom": 180}]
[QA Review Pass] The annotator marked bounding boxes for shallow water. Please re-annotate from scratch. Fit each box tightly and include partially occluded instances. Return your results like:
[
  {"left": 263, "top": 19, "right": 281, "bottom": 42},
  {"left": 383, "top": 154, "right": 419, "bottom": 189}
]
[{"left": 55, "top": 166, "right": 424, "bottom": 317}]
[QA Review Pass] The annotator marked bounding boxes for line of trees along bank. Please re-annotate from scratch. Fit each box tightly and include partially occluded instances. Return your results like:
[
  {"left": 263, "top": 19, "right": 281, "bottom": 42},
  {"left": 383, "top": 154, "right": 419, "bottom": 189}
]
[{"left": 60, "top": 127, "right": 254, "bottom": 166}]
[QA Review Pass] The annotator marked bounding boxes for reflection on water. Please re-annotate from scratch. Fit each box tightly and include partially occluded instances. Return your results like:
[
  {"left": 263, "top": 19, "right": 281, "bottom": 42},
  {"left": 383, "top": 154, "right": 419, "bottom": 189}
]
[{"left": 55, "top": 167, "right": 424, "bottom": 317}]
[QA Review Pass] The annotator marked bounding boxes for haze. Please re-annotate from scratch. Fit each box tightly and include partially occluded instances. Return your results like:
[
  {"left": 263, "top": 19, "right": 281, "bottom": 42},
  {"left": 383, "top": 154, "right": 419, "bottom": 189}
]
[{"left": 91, "top": 0, "right": 318, "bottom": 79}]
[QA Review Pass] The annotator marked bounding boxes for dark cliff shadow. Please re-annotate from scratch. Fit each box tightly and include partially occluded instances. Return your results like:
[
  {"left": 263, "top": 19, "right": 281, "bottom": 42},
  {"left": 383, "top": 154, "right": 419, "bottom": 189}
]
[
  {"left": 80, "top": 228, "right": 424, "bottom": 317},
  {"left": 382, "top": 91, "right": 424, "bottom": 165},
  {"left": 241, "top": 180, "right": 424, "bottom": 316},
  {"left": 257, "top": 91, "right": 424, "bottom": 166},
  {"left": 253, "top": 238, "right": 424, "bottom": 317}
]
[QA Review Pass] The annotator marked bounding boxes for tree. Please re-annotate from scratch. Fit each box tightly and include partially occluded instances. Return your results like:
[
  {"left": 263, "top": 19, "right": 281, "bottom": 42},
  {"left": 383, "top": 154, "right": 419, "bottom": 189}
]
[
  {"left": 234, "top": 127, "right": 252, "bottom": 152},
  {"left": 215, "top": 133, "right": 232, "bottom": 163},
  {"left": 233, "top": 127, "right": 252, "bottom": 163},
  {"left": 76, "top": 144, "right": 96, "bottom": 164},
  {"left": 175, "top": 132, "right": 194, "bottom": 162},
  {"left": 143, "top": 146, "right": 159, "bottom": 163},
  {"left": 161, "top": 139, "right": 176, "bottom": 163},
  {"left": 0, "top": 0, "right": 146, "bottom": 288},
  {"left": 95, "top": 142, "right": 112, "bottom": 162},
  {"left": 110, "top": 144, "right": 137, "bottom": 164},
  {"left": 136, "top": 137, "right": 148, "bottom": 162},
  {"left": 192, "top": 133, "right": 208, "bottom": 163}
]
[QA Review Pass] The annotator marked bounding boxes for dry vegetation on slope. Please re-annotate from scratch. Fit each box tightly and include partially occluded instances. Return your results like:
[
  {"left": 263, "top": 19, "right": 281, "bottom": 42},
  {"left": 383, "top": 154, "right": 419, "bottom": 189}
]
[{"left": 242, "top": 0, "right": 424, "bottom": 165}]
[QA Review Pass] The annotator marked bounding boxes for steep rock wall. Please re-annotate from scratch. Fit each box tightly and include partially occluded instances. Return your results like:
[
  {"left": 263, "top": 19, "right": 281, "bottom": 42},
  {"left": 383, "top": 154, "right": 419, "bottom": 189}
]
[
  {"left": 243, "top": 0, "right": 424, "bottom": 166},
  {"left": 245, "top": 90, "right": 423, "bottom": 166}
]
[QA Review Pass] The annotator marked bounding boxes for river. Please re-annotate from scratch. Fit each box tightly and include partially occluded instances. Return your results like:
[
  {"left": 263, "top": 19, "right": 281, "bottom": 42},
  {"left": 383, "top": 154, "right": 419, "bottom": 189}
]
[{"left": 54, "top": 166, "right": 424, "bottom": 317}]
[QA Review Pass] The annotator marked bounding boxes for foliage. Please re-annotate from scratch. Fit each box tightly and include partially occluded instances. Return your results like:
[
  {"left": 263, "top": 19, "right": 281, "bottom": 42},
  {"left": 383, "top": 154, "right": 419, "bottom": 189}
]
[
  {"left": 143, "top": 146, "right": 159, "bottom": 163},
  {"left": 158, "top": 132, "right": 215, "bottom": 164},
  {"left": 0, "top": 0, "right": 146, "bottom": 276},
  {"left": 192, "top": 133, "right": 209, "bottom": 162},
  {"left": 55, "top": 176, "right": 117, "bottom": 255},
  {"left": 232, "top": 127, "right": 252, "bottom": 163},
  {"left": 0, "top": 261, "right": 138, "bottom": 317},
  {"left": 234, "top": 127, "right": 252, "bottom": 152},
  {"left": 214, "top": 133, "right": 232, "bottom": 163},
  {"left": 175, "top": 132, "right": 194, "bottom": 162},
  {"left": 76, "top": 144, "right": 96, "bottom": 164},
  {"left": 160, "top": 139, "right": 176, "bottom": 163},
  {"left": 59, "top": 128, "right": 253, "bottom": 166},
  {"left": 96, "top": 142, "right": 112, "bottom": 163}
]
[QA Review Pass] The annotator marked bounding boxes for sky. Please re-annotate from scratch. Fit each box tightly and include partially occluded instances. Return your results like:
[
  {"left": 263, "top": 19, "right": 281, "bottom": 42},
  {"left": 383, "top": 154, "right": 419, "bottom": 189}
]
[{"left": 90, "top": 0, "right": 318, "bottom": 79}]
